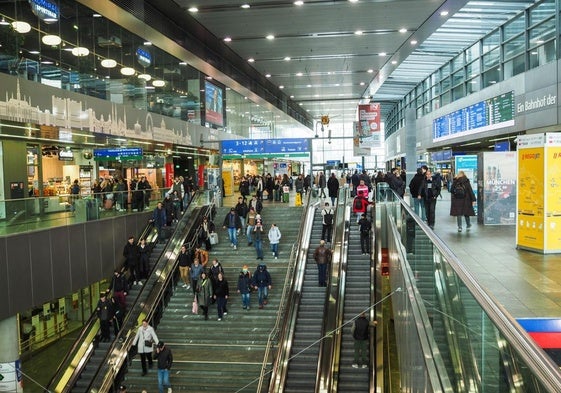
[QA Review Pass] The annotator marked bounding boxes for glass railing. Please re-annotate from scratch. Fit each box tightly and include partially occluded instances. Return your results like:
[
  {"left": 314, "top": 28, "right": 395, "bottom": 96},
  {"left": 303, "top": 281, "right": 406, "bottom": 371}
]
[
  {"left": 379, "top": 189, "right": 561, "bottom": 392},
  {"left": 0, "top": 188, "right": 215, "bottom": 236}
]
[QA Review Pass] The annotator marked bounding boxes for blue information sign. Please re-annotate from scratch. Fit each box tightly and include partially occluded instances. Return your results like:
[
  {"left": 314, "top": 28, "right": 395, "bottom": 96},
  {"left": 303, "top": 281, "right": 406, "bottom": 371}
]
[
  {"left": 93, "top": 147, "right": 143, "bottom": 160},
  {"left": 222, "top": 138, "right": 309, "bottom": 155},
  {"left": 467, "top": 101, "right": 486, "bottom": 129},
  {"left": 221, "top": 139, "right": 265, "bottom": 155}
]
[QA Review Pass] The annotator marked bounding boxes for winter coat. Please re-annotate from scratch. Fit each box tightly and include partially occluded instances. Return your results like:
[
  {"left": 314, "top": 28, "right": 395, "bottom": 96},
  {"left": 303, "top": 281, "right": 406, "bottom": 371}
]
[
  {"left": 214, "top": 278, "right": 229, "bottom": 298},
  {"left": 268, "top": 226, "right": 281, "bottom": 244},
  {"left": 449, "top": 176, "right": 476, "bottom": 217},
  {"left": 190, "top": 263, "right": 204, "bottom": 280},
  {"left": 154, "top": 346, "right": 173, "bottom": 370},
  {"left": 252, "top": 265, "right": 272, "bottom": 288},
  {"left": 152, "top": 205, "right": 167, "bottom": 227},
  {"left": 133, "top": 324, "right": 159, "bottom": 354},
  {"left": 313, "top": 245, "right": 332, "bottom": 265},
  {"left": 327, "top": 176, "right": 339, "bottom": 197},
  {"left": 196, "top": 277, "right": 213, "bottom": 307},
  {"left": 223, "top": 212, "right": 242, "bottom": 229},
  {"left": 408, "top": 172, "right": 424, "bottom": 197},
  {"left": 352, "top": 316, "right": 370, "bottom": 340},
  {"left": 123, "top": 242, "right": 140, "bottom": 267},
  {"left": 237, "top": 272, "right": 252, "bottom": 294}
]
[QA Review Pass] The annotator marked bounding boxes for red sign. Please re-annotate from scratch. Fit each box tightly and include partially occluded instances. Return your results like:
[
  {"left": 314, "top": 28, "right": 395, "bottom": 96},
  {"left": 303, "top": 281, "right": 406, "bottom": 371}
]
[{"left": 358, "top": 103, "right": 381, "bottom": 134}]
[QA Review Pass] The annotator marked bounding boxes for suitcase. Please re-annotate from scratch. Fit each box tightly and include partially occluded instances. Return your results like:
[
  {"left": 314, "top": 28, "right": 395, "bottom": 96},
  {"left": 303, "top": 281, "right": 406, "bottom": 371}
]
[
  {"left": 209, "top": 232, "right": 219, "bottom": 245},
  {"left": 282, "top": 191, "right": 289, "bottom": 203}
]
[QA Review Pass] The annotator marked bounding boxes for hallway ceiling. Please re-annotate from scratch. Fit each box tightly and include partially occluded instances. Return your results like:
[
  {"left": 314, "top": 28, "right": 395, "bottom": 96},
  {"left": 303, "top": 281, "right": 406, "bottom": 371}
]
[{"left": 155, "top": 0, "right": 537, "bottom": 131}]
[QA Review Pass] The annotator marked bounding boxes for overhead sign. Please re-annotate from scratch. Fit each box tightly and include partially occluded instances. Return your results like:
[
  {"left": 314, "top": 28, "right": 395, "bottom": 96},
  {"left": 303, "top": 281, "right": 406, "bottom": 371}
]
[
  {"left": 30, "top": 0, "right": 59, "bottom": 23},
  {"left": 58, "top": 149, "right": 74, "bottom": 161},
  {"left": 221, "top": 138, "right": 309, "bottom": 158},
  {"left": 136, "top": 47, "right": 152, "bottom": 68},
  {"left": 93, "top": 147, "right": 143, "bottom": 161}
]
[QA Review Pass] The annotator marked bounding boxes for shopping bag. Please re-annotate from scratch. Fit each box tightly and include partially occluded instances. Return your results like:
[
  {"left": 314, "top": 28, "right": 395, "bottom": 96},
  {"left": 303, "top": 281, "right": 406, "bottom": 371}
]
[
  {"left": 209, "top": 232, "right": 219, "bottom": 245},
  {"left": 192, "top": 299, "right": 198, "bottom": 314}
]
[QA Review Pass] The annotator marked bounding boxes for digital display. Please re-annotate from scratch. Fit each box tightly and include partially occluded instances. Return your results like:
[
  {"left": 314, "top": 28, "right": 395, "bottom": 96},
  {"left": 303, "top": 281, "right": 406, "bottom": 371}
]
[
  {"left": 222, "top": 138, "right": 309, "bottom": 156},
  {"left": 205, "top": 81, "right": 224, "bottom": 127},
  {"left": 93, "top": 147, "right": 143, "bottom": 161},
  {"left": 433, "top": 91, "right": 514, "bottom": 142}
]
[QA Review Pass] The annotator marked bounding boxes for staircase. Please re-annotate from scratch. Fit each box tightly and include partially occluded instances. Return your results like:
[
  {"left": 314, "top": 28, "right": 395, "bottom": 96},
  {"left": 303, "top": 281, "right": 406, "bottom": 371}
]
[
  {"left": 123, "top": 204, "right": 304, "bottom": 393},
  {"left": 337, "top": 225, "right": 371, "bottom": 391},
  {"left": 283, "top": 208, "right": 327, "bottom": 392}
]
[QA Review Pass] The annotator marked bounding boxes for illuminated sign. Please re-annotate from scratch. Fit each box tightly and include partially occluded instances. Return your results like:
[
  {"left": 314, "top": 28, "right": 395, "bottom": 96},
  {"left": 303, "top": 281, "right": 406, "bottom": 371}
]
[
  {"left": 29, "top": 0, "right": 59, "bottom": 23},
  {"left": 58, "top": 149, "right": 74, "bottom": 161},
  {"left": 221, "top": 138, "right": 309, "bottom": 157},
  {"left": 93, "top": 147, "right": 143, "bottom": 161},
  {"left": 136, "top": 47, "right": 152, "bottom": 68}
]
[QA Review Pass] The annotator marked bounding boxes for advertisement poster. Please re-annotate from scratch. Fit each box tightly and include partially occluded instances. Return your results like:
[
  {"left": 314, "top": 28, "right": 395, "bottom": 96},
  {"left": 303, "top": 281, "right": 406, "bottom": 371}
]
[
  {"left": 352, "top": 122, "right": 371, "bottom": 156},
  {"left": 481, "top": 152, "right": 517, "bottom": 225},
  {"left": 517, "top": 134, "right": 545, "bottom": 251},
  {"left": 222, "top": 167, "right": 234, "bottom": 197},
  {"left": 545, "top": 133, "right": 561, "bottom": 250},
  {"left": 205, "top": 81, "right": 224, "bottom": 127},
  {"left": 0, "top": 360, "right": 23, "bottom": 392},
  {"left": 455, "top": 155, "right": 478, "bottom": 213},
  {"left": 358, "top": 103, "right": 381, "bottom": 147}
]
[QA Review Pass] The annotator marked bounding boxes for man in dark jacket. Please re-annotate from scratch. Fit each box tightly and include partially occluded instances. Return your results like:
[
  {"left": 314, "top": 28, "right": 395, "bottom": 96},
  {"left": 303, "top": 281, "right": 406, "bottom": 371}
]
[
  {"left": 96, "top": 292, "right": 114, "bottom": 342},
  {"left": 154, "top": 341, "right": 173, "bottom": 393},
  {"left": 235, "top": 197, "right": 249, "bottom": 233},
  {"left": 421, "top": 167, "right": 441, "bottom": 230},
  {"left": 252, "top": 264, "right": 272, "bottom": 309},
  {"left": 222, "top": 207, "right": 242, "bottom": 249},
  {"left": 387, "top": 168, "right": 405, "bottom": 197},
  {"left": 151, "top": 202, "right": 167, "bottom": 243},
  {"left": 327, "top": 173, "right": 340, "bottom": 206},
  {"left": 358, "top": 214, "right": 371, "bottom": 255},
  {"left": 123, "top": 236, "right": 141, "bottom": 286},
  {"left": 110, "top": 270, "right": 128, "bottom": 308},
  {"left": 313, "top": 240, "right": 332, "bottom": 287},
  {"left": 352, "top": 312, "right": 370, "bottom": 368},
  {"left": 409, "top": 167, "right": 427, "bottom": 220}
]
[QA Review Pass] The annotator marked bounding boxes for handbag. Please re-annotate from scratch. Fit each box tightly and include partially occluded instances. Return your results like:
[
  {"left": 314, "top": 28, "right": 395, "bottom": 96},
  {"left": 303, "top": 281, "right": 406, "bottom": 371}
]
[
  {"left": 192, "top": 298, "right": 199, "bottom": 314},
  {"left": 144, "top": 339, "right": 154, "bottom": 347}
]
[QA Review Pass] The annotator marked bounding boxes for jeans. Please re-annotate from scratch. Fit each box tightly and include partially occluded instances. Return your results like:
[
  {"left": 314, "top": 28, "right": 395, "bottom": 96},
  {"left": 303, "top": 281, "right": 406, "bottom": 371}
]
[
  {"left": 257, "top": 286, "right": 268, "bottom": 306},
  {"left": 241, "top": 293, "right": 250, "bottom": 308},
  {"left": 240, "top": 216, "right": 246, "bottom": 232},
  {"left": 456, "top": 215, "right": 471, "bottom": 228},
  {"left": 217, "top": 297, "right": 227, "bottom": 318},
  {"left": 330, "top": 197, "right": 336, "bottom": 206},
  {"left": 158, "top": 368, "right": 171, "bottom": 393},
  {"left": 246, "top": 225, "right": 254, "bottom": 244},
  {"left": 254, "top": 238, "right": 263, "bottom": 259},
  {"left": 412, "top": 197, "right": 426, "bottom": 220},
  {"left": 227, "top": 227, "right": 238, "bottom": 246},
  {"left": 270, "top": 243, "right": 279, "bottom": 257},
  {"left": 317, "top": 263, "right": 328, "bottom": 286}
]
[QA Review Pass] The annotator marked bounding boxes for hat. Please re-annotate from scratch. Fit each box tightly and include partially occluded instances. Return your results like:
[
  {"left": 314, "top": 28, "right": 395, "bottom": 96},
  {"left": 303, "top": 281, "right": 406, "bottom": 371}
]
[
  {"left": 157, "top": 341, "right": 165, "bottom": 348},
  {"left": 256, "top": 214, "right": 261, "bottom": 219}
]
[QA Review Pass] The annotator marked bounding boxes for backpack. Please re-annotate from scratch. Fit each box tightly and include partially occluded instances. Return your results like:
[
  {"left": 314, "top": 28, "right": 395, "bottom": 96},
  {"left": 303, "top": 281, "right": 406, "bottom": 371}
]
[
  {"left": 452, "top": 182, "right": 466, "bottom": 199},
  {"left": 353, "top": 197, "right": 363, "bottom": 211},
  {"left": 324, "top": 209, "right": 334, "bottom": 225}
]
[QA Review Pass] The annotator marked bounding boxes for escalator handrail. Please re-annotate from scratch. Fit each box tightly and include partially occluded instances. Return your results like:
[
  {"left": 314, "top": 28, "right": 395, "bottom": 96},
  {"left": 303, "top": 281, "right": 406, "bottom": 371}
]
[
  {"left": 267, "top": 193, "right": 320, "bottom": 392},
  {"left": 46, "top": 216, "right": 155, "bottom": 392},
  {"left": 389, "top": 193, "right": 561, "bottom": 391}
]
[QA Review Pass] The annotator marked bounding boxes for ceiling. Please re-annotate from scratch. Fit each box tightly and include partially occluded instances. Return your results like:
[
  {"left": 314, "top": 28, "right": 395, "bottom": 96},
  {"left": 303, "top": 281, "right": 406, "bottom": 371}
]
[{"left": 150, "top": 0, "right": 537, "bottom": 133}]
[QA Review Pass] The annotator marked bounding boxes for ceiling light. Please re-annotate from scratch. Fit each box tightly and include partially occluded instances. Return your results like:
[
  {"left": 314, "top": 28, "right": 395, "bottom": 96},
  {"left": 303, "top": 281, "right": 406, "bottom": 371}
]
[
  {"left": 379, "top": 52, "right": 386, "bottom": 57},
  {"left": 279, "top": 85, "right": 285, "bottom": 89},
  {"left": 188, "top": 7, "right": 198, "bottom": 12},
  {"left": 28, "top": 50, "right": 40, "bottom": 55},
  {"left": 440, "top": 10, "right": 449, "bottom": 16},
  {"left": 0, "top": 18, "right": 10, "bottom": 26},
  {"left": 265, "top": 73, "right": 271, "bottom": 78},
  {"left": 92, "top": 13, "right": 102, "bottom": 18},
  {"left": 12, "top": 21, "right": 31, "bottom": 34},
  {"left": 349, "top": 0, "right": 359, "bottom": 2},
  {"left": 290, "top": 95, "right": 294, "bottom": 98},
  {"left": 399, "top": 28, "right": 407, "bottom": 33},
  {"left": 391, "top": 60, "right": 397, "bottom": 64},
  {"left": 120, "top": 66, "right": 135, "bottom": 76},
  {"left": 224, "top": 37, "right": 232, "bottom": 42},
  {"left": 294, "top": 0, "right": 304, "bottom": 5},
  {"left": 360, "top": 82, "right": 365, "bottom": 86},
  {"left": 41, "top": 60, "right": 54, "bottom": 65},
  {"left": 296, "top": 72, "right": 303, "bottom": 76},
  {"left": 266, "top": 34, "right": 275, "bottom": 40},
  {"left": 298, "top": 103, "right": 303, "bottom": 106},
  {"left": 354, "top": 30, "right": 363, "bottom": 35},
  {"left": 143, "top": 41, "right": 152, "bottom": 46},
  {"left": 152, "top": 79, "right": 165, "bottom": 87},
  {"left": 179, "top": 61, "right": 187, "bottom": 65},
  {"left": 367, "top": 69, "right": 373, "bottom": 73},
  {"left": 101, "top": 58, "right": 117, "bottom": 68},
  {"left": 284, "top": 56, "right": 291, "bottom": 61},
  {"left": 72, "top": 47, "right": 90, "bottom": 57},
  {"left": 138, "top": 73, "right": 152, "bottom": 81},
  {"left": 248, "top": 58, "right": 255, "bottom": 63},
  {"left": 307, "top": 84, "right": 312, "bottom": 88},
  {"left": 411, "top": 40, "right": 417, "bottom": 45},
  {"left": 42, "top": 35, "right": 61, "bottom": 46},
  {"left": 241, "top": 4, "right": 250, "bottom": 9}
]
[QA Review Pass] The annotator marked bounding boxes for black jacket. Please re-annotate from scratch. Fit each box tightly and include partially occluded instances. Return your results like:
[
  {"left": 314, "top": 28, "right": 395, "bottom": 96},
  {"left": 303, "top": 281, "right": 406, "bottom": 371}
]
[
  {"left": 214, "top": 278, "right": 229, "bottom": 298},
  {"left": 408, "top": 172, "right": 424, "bottom": 197},
  {"left": 123, "top": 242, "right": 140, "bottom": 266},
  {"left": 154, "top": 346, "right": 173, "bottom": 369},
  {"left": 352, "top": 316, "right": 370, "bottom": 340}
]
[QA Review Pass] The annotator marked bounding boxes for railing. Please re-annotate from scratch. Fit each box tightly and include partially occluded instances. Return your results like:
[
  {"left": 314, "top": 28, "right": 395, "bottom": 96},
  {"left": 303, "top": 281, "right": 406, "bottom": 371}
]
[
  {"left": 380, "top": 189, "right": 561, "bottom": 391},
  {"left": 0, "top": 188, "right": 174, "bottom": 236}
]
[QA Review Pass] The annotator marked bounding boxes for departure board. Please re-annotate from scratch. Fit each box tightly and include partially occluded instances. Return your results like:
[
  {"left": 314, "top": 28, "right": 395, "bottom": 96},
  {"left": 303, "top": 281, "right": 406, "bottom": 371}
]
[{"left": 433, "top": 91, "right": 514, "bottom": 141}]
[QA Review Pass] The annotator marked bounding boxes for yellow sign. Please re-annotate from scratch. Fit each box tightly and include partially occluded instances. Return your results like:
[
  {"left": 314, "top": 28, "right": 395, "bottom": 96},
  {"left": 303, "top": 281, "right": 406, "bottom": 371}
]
[
  {"left": 546, "top": 146, "right": 561, "bottom": 250},
  {"left": 222, "top": 167, "right": 234, "bottom": 197},
  {"left": 517, "top": 146, "right": 545, "bottom": 250}
]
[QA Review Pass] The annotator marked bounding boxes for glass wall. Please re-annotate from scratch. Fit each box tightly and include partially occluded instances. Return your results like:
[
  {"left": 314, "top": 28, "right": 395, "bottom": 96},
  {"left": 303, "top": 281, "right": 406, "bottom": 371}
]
[{"left": 385, "top": 0, "right": 557, "bottom": 138}]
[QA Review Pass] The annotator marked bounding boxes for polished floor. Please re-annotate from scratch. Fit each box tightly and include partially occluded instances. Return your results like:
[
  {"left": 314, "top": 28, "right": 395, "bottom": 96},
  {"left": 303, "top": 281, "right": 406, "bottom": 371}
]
[{"left": 21, "top": 188, "right": 561, "bottom": 392}]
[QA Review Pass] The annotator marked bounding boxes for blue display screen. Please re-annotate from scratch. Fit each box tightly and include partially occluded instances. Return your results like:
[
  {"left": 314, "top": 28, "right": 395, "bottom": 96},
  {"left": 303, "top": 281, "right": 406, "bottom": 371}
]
[
  {"left": 222, "top": 138, "right": 309, "bottom": 155},
  {"left": 93, "top": 147, "right": 143, "bottom": 160}
]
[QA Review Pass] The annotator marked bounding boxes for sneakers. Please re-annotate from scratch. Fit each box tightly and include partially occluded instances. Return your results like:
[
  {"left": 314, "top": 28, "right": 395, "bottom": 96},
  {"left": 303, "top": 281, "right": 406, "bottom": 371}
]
[
  {"left": 361, "top": 365, "right": 367, "bottom": 369},
  {"left": 217, "top": 318, "right": 222, "bottom": 321},
  {"left": 223, "top": 312, "right": 228, "bottom": 315},
  {"left": 133, "top": 281, "right": 138, "bottom": 285},
  {"left": 259, "top": 305, "right": 264, "bottom": 309},
  {"left": 138, "top": 281, "right": 143, "bottom": 286},
  {"left": 352, "top": 364, "right": 359, "bottom": 368},
  {"left": 233, "top": 245, "right": 237, "bottom": 250},
  {"left": 275, "top": 257, "right": 278, "bottom": 260},
  {"left": 168, "top": 388, "right": 173, "bottom": 393},
  {"left": 182, "top": 283, "right": 187, "bottom": 288},
  {"left": 466, "top": 225, "right": 472, "bottom": 231},
  {"left": 230, "top": 243, "right": 234, "bottom": 248},
  {"left": 272, "top": 252, "right": 275, "bottom": 256},
  {"left": 458, "top": 227, "right": 462, "bottom": 232},
  {"left": 186, "top": 285, "right": 191, "bottom": 290},
  {"left": 263, "top": 300, "right": 268, "bottom": 305}
]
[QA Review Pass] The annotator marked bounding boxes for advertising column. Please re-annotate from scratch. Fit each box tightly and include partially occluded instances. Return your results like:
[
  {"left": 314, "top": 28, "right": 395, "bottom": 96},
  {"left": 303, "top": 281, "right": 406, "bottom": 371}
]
[
  {"left": 545, "top": 133, "right": 561, "bottom": 251},
  {"left": 516, "top": 134, "right": 545, "bottom": 252}
]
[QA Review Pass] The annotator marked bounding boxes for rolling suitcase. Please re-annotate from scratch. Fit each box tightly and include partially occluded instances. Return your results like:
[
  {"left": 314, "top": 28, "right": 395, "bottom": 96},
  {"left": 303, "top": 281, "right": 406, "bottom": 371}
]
[{"left": 209, "top": 232, "right": 219, "bottom": 245}]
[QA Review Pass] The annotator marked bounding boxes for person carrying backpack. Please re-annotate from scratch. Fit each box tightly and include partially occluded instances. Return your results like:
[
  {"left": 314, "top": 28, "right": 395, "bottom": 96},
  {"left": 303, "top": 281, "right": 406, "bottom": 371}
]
[
  {"left": 321, "top": 202, "right": 335, "bottom": 242},
  {"left": 352, "top": 192, "right": 368, "bottom": 223},
  {"left": 449, "top": 171, "right": 476, "bottom": 232}
]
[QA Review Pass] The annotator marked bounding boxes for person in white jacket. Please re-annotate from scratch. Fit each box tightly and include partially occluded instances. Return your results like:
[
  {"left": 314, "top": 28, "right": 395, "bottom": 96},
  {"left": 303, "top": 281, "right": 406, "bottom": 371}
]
[
  {"left": 268, "top": 223, "right": 282, "bottom": 259},
  {"left": 133, "top": 319, "right": 159, "bottom": 376}
]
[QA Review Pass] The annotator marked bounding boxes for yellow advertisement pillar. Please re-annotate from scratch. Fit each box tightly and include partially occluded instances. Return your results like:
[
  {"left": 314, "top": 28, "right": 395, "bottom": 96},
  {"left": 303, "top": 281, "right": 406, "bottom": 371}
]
[
  {"left": 516, "top": 133, "right": 561, "bottom": 253},
  {"left": 222, "top": 166, "right": 234, "bottom": 197}
]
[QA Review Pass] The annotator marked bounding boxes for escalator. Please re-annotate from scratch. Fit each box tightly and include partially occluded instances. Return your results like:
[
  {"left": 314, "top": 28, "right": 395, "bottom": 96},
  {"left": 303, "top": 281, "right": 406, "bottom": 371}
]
[
  {"left": 47, "top": 194, "right": 210, "bottom": 393},
  {"left": 337, "top": 222, "right": 371, "bottom": 391},
  {"left": 283, "top": 208, "right": 328, "bottom": 392}
]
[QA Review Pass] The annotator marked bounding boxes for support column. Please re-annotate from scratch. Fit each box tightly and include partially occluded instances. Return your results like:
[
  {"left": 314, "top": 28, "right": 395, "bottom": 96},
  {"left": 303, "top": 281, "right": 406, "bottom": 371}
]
[
  {"left": 404, "top": 108, "right": 417, "bottom": 186},
  {"left": 0, "top": 316, "right": 22, "bottom": 392}
]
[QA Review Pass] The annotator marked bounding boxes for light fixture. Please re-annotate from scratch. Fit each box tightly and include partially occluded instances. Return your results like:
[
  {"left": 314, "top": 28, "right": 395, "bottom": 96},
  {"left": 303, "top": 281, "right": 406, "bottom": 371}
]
[
  {"left": 294, "top": 0, "right": 304, "bottom": 5},
  {"left": 138, "top": 73, "right": 151, "bottom": 81},
  {"left": 224, "top": 37, "right": 232, "bottom": 42},
  {"left": 0, "top": 18, "right": 10, "bottom": 26},
  {"left": 120, "top": 66, "right": 135, "bottom": 76},
  {"left": 391, "top": 60, "right": 397, "bottom": 64},
  {"left": 266, "top": 34, "right": 275, "bottom": 40},
  {"left": 440, "top": 10, "right": 449, "bottom": 16},
  {"left": 410, "top": 40, "right": 417, "bottom": 45},
  {"left": 152, "top": 79, "right": 165, "bottom": 87},
  {"left": 379, "top": 52, "right": 386, "bottom": 57},
  {"left": 179, "top": 61, "right": 187, "bottom": 65},
  {"left": 248, "top": 58, "right": 255, "bottom": 63},
  {"left": 265, "top": 73, "right": 271, "bottom": 78},
  {"left": 72, "top": 47, "right": 90, "bottom": 57},
  {"left": 279, "top": 85, "right": 285, "bottom": 89},
  {"left": 92, "top": 13, "right": 102, "bottom": 18},
  {"left": 241, "top": 4, "right": 250, "bottom": 9},
  {"left": 101, "top": 58, "right": 117, "bottom": 68},
  {"left": 12, "top": 21, "right": 31, "bottom": 33},
  {"left": 367, "top": 69, "right": 373, "bottom": 73},
  {"left": 399, "top": 28, "right": 407, "bottom": 33},
  {"left": 296, "top": 72, "right": 303, "bottom": 76},
  {"left": 284, "top": 56, "right": 291, "bottom": 61},
  {"left": 143, "top": 41, "right": 152, "bottom": 46},
  {"left": 188, "top": 7, "right": 198, "bottom": 12},
  {"left": 354, "top": 30, "right": 363, "bottom": 35},
  {"left": 42, "top": 35, "right": 61, "bottom": 46}
]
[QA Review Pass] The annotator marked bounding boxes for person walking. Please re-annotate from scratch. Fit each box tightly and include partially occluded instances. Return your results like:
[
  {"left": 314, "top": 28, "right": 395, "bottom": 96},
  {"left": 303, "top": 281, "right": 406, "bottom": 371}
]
[
  {"left": 313, "top": 240, "right": 332, "bottom": 287},
  {"left": 154, "top": 341, "right": 173, "bottom": 393},
  {"left": 352, "top": 312, "right": 372, "bottom": 369},
  {"left": 177, "top": 244, "right": 193, "bottom": 289},
  {"left": 421, "top": 166, "right": 441, "bottom": 230},
  {"left": 213, "top": 272, "right": 229, "bottom": 321},
  {"left": 222, "top": 207, "right": 242, "bottom": 249},
  {"left": 151, "top": 202, "right": 167, "bottom": 243},
  {"left": 327, "top": 173, "right": 339, "bottom": 206},
  {"left": 252, "top": 264, "right": 272, "bottom": 309},
  {"left": 123, "top": 236, "right": 141, "bottom": 286},
  {"left": 132, "top": 319, "right": 159, "bottom": 376},
  {"left": 409, "top": 167, "right": 427, "bottom": 220},
  {"left": 318, "top": 171, "right": 327, "bottom": 198},
  {"left": 196, "top": 271, "right": 213, "bottom": 320},
  {"left": 246, "top": 207, "right": 257, "bottom": 246},
  {"left": 358, "top": 213, "right": 372, "bottom": 255},
  {"left": 450, "top": 170, "right": 476, "bottom": 232},
  {"left": 237, "top": 265, "right": 252, "bottom": 310},
  {"left": 96, "top": 292, "right": 114, "bottom": 342},
  {"left": 321, "top": 202, "right": 334, "bottom": 242},
  {"left": 189, "top": 257, "right": 204, "bottom": 295},
  {"left": 253, "top": 218, "right": 265, "bottom": 260},
  {"left": 268, "top": 223, "right": 281, "bottom": 260}
]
